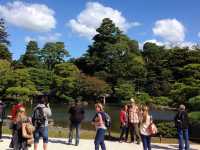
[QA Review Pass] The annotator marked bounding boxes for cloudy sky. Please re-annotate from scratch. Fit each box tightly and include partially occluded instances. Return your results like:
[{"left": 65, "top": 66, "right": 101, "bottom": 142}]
[{"left": 0, "top": 0, "right": 199, "bottom": 60}]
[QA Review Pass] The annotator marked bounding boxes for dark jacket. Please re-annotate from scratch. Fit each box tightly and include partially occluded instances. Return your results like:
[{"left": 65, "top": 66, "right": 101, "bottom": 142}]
[
  {"left": 174, "top": 111, "right": 189, "bottom": 129},
  {"left": 69, "top": 105, "right": 85, "bottom": 124}
]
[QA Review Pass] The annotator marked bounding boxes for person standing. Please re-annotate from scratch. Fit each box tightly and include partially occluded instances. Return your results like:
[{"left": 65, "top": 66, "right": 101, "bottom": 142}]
[
  {"left": 128, "top": 98, "right": 141, "bottom": 144},
  {"left": 9, "top": 101, "right": 24, "bottom": 148},
  {"left": 67, "top": 100, "right": 85, "bottom": 146},
  {"left": 0, "top": 100, "right": 5, "bottom": 142},
  {"left": 174, "top": 104, "right": 190, "bottom": 150},
  {"left": 92, "top": 103, "right": 106, "bottom": 150},
  {"left": 140, "top": 106, "right": 151, "bottom": 150},
  {"left": 119, "top": 104, "right": 128, "bottom": 142},
  {"left": 32, "top": 95, "right": 52, "bottom": 150}
]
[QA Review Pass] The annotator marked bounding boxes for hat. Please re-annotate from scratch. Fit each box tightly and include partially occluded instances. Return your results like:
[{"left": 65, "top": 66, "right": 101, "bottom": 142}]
[
  {"left": 179, "top": 104, "right": 185, "bottom": 111},
  {"left": 130, "top": 98, "right": 135, "bottom": 103}
]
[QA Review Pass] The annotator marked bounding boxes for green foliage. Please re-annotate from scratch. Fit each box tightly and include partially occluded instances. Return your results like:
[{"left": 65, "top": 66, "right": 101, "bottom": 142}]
[
  {"left": 136, "top": 92, "right": 151, "bottom": 104},
  {"left": 114, "top": 80, "right": 135, "bottom": 102},
  {"left": 21, "top": 41, "right": 40, "bottom": 67},
  {"left": 0, "top": 18, "right": 9, "bottom": 45},
  {"left": 188, "top": 96, "right": 200, "bottom": 111},
  {"left": 189, "top": 111, "right": 200, "bottom": 123},
  {"left": 156, "top": 121, "right": 177, "bottom": 138},
  {"left": 153, "top": 96, "right": 172, "bottom": 106},
  {"left": 40, "top": 42, "right": 69, "bottom": 70},
  {"left": 0, "top": 44, "right": 12, "bottom": 61}
]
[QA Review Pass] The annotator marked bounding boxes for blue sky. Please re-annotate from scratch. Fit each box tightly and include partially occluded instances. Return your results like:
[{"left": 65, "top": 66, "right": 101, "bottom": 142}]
[{"left": 0, "top": 0, "right": 200, "bottom": 60}]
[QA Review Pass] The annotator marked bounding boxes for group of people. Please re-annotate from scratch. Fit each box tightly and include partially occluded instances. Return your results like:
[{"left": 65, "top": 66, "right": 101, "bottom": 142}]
[
  {"left": 0, "top": 95, "right": 191, "bottom": 150},
  {"left": 119, "top": 98, "right": 152, "bottom": 150}
]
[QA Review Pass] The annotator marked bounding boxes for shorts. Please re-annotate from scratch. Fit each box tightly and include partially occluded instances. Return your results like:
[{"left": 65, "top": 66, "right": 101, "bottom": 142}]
[{"left": 34, "top": 126, "right": 48, "bottom": 143}]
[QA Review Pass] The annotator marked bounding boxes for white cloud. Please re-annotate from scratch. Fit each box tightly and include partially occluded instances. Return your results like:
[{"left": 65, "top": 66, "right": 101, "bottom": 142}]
[
  {"left": 25, "top": 33, "right": 62, "bottom": 44},
  {"left": 153, "top": 19, "right": 185, "bottom": 43},
  {"left": 0, "top": 1, "right": 56, "bottom": 32},
  {"left": 38, "top": 33, "right": 62, "bottom": 43},
  {"left": 68, "top": 2, "right": 140, "bottom": 39}
]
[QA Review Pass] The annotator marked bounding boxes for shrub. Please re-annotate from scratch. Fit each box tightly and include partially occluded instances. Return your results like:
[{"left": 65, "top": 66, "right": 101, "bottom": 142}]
[
  {"left": 188, "top": 96, "right": 200, "bottom": 111},
  {"left": 153, "top": 96, "right": 172, "bottom": 106}
]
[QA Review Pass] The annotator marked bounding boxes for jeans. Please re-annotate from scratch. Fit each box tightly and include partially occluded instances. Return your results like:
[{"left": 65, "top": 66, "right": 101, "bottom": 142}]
[
  {"left": 68, "top": 123, "right": 80, "bottom": 145},
  {"left": 119, "top": 125, "right": 128, "bottom": 141},
  {"left": 34, "top": 126, "right": 48, "bottom": 143},
  {"left": 133, "top": 123, "right": 141, "bottom": 143},
  {"left": 94, "top": 128, "right": 106, "bottom": 150},
  {"left": 0, "top": 122, "right": 2, "bottom": 139},
  {"left": 141, "top": 134, "right": 151, "bottom": 150},
  {"left": 178, "top": 128, "right": 189, "bottom": 150}
]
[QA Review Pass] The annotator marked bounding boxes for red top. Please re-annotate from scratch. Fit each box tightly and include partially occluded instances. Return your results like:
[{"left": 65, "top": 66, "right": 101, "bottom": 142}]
[
  {"left": 11, "top": 103, "right": 24, "bottom": 121},
  {"left": 120, "top": 110, "right": 127, "bottom": 124}
]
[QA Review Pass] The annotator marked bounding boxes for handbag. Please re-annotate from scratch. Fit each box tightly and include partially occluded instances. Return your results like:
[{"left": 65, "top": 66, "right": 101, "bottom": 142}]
[{"left": 148, "top": 116, "right": 158, "bottom": 135}]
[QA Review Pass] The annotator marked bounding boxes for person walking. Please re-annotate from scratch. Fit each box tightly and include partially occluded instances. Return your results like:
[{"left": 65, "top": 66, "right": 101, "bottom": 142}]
[
  {"left": 119, "top": 104, "right": 128, "bottom": 142},
  {"left": 92, "top": 103, "right": 106, "bottom": 150},
  {"left": 32, "top": 95, "right": 52, "bottom": 150},
  {"left": 128, "top": 98, "right": 141, "bottom": 144},
  {"left": 140, "top": 106, "right": 151, "bottom": 150},
  {"left": 175, "top": 104, "right": 190, "bottom": 150},
  {"left": 9, "top": 101, "right": 24, "bottom": 148},
  {"left": 67, "top": 100, "right": 85, "bottom": 146},
  {"left": 13, "top": 107, "right": 34, "bottom": 150},
  {"left": 0, "top": 100, "right": 5, "bottom": 142}
]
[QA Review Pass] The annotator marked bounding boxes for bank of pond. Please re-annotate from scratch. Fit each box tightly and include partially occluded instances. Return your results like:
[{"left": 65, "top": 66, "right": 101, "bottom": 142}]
[{"left": 3, "top": 103, "right": 200, "bottom": 143}]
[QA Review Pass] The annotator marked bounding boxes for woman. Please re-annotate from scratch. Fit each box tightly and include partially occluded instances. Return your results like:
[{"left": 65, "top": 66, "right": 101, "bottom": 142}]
[
  {"left": 119, "top": 104, "right": 128, "bottom": 142},
  {"left": 92, "top": 103, "right": 106, "bottom": 150},
  {"left": 13, "top": 107, "right": 33, "bottom": 150},
  {"left": 140, "top": 106, "right": 151, "bottom": 150}
]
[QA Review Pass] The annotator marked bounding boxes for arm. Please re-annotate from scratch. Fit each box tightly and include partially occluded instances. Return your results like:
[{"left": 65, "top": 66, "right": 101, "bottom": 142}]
[
  {"left": 44, "top": 104, "right": 52, "bottom": 117},
  {"left": 22, "top": 123, "right": 32, "bottom": 139}
]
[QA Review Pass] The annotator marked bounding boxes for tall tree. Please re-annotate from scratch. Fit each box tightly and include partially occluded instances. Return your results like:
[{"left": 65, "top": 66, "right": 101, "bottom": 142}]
[
  {"left": 0, "top": 18, "right": 9, "bottom": 45},
  {"left": 40, "top": 42, "right": 69, "bottom": 70},
  {"left": 0, "top": 44, "right": 12, "bottom": 61},
  {"left": 21, "top": 41, "right": 40, "bottom": 67}
]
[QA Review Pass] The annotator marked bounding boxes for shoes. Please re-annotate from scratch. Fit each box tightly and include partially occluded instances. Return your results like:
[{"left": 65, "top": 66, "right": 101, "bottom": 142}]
[
  {"left": 0, "top": 139, "right": 3, "bottom": 142},
  {"left": 67, "top": 141, "right": 72, "bottom": 145}
]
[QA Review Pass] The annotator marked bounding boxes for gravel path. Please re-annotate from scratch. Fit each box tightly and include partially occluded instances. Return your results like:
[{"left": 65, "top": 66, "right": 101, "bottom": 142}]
[{"left": 0, "top": 136, "right": 200, "bottom": 150}]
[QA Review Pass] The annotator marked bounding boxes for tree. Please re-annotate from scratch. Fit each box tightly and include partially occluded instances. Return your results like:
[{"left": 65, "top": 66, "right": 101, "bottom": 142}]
[
  {"left": 0, "top": 44, "right": 12, "bottom": 61},
  {"left": 21, "top": 41, "right": 40, "bottom": 67},
  {"left": 0, "top": 18, "right": 9, "bottom": 45},
  {"left": 40, "top": 42, "right": 69, "bottom": 70}
]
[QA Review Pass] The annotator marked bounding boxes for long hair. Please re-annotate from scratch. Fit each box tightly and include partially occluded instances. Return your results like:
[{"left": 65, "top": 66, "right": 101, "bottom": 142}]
[
  {"left": 142, "top": 106, "right": 149, "bottom": 123},
  {"left": 95, "top": 103, "right": 104, "bottom": 111},
  {"left": 16, "top": 107, "right": 26, "bottom": 122}
]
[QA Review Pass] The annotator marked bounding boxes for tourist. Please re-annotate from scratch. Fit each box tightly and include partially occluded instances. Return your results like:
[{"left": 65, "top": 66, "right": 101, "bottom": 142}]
[
  {"left": 32, "top": 95, "right": 52, "bottom": 150},
  {"left": 175, "top": 104, "right": 190, "bottom": 150},
  {"left": 128, "top": 98, "right": 141, "bottom": 144},
  {"left": 13, "top": 107, "right": 33, "bottom": 150},
  {"left": 0, "top": 100, "right": 5, "bottom": 142},
  {"left": 140, "top": 106, "right": 151, "bottom": 150},
  {"left": 119, "top": 104, "right": 128, "bottom": 142},
  {"left": 67, "top": 100, "right": 85, "bottom": 146},
  {"left": 92, "top": 103, "right": 106, "bottom": 150},
  {"left": 9, "top": 100, "right": 24, "bottom": 148}
]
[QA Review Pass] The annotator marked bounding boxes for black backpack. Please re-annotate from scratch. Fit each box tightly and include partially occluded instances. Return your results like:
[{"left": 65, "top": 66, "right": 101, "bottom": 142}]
[
  {"left": 99, "top": 112, "right": 111, "bottom": 128},
  {"left": 32, "top": 107, "right": 46, "bottom": 128}
]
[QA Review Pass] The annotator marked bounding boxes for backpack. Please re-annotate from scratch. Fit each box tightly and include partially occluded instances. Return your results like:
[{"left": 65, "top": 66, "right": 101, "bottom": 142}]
[
  {"left": 100, "top": 112, "right": 111, "bottom": 128},
  {"left": 32, "top": 107, "right": 46, "bottom": 128},
  {"left": 0, "top": 104, "right": 4, "bottom": 122}
]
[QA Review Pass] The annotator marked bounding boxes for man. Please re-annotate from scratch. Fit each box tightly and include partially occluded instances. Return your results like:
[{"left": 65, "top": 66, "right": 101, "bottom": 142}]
[
  {"left": 128, "top": 98, "right": 141, "bottom": 144},
  {"left": 0, "top": 100, "right": 5, "bottom": 142},
  {"left": 33, "top": 95, "right": 52, "bottom": 150},
  {"left": 68, "top": 100, "right": 85, "bottom": 146},
  {"left": 175, "top": 104, "right": 190, "bottom": 150}
]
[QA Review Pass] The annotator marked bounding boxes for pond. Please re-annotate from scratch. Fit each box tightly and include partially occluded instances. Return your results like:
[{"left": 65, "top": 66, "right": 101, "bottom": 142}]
[{"left": 5, "top": 103, "right": 176, "bottom": 132}]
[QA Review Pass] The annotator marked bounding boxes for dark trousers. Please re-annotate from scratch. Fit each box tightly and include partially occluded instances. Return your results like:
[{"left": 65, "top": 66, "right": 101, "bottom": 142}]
[
  {"left": 141, "top": 134, "right": 151, "bottom": 150},
  {"left": 68, "top": 123, "right": 80, "bottom": 145},
  {"left": 178, "top": 128, "right": 189, "bottom": 150},
  {"left": 94, "top": 128, "right": 106, "bottom": 150},
  {"left": 119, "top": 125, "right": 128, "bottom": 141},
  {"left": 0, "top": 122, "right": 2, "bottom": 139}
]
